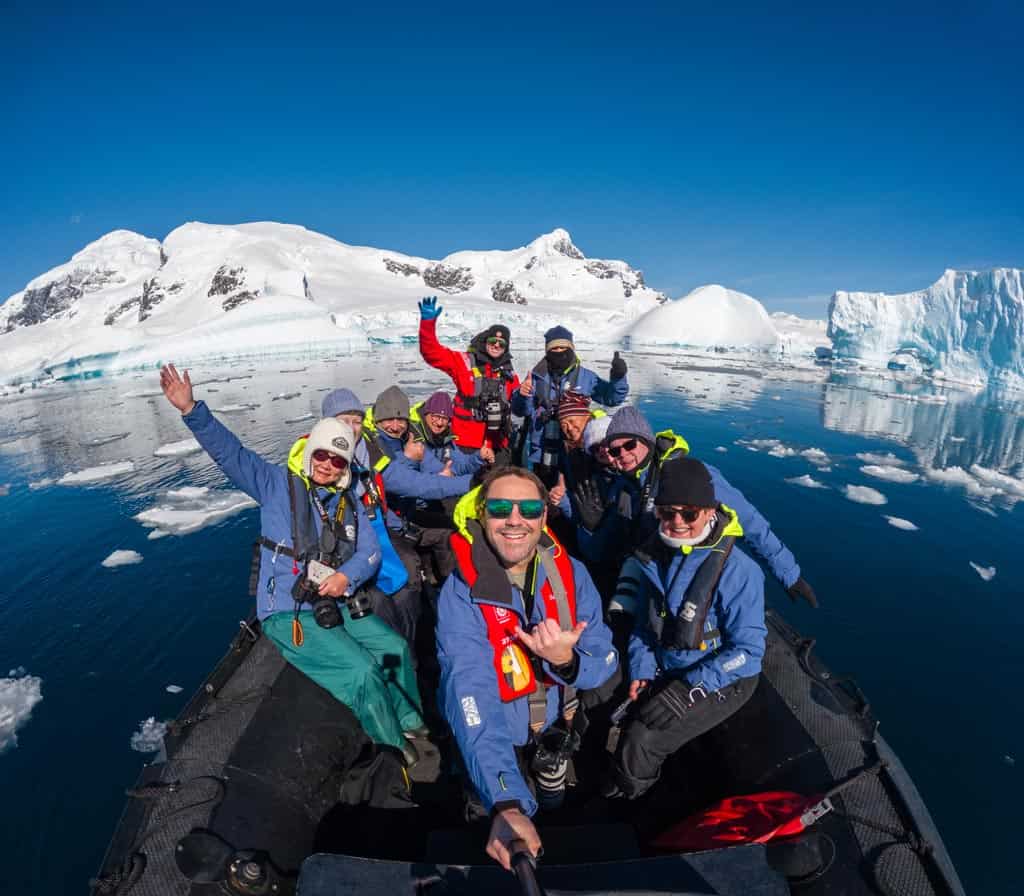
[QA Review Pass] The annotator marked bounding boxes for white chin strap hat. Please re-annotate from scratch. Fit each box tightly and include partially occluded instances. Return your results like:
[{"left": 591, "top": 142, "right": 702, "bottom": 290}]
[{"left": 302, "top": 418, "right": 356, "bottom": 489}]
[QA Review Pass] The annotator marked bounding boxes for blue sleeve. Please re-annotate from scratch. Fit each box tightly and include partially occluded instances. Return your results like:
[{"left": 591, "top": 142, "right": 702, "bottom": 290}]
[
  {"left": 544, "top": 561, "right": 617, "bottom": 689},
  {"left": 338, "top": 498, "right": 381, "bottom": 593},
  {"left": 419, "top": 450, "right": 445, "bottom": 475},
  {"left": 706, "top": 465, "right": 801, "bottom": 588},
  {"left": 183, "top": 400, "right": 277, "bottom": 502},
  {"left": 625, "top": 563, "right": 660, "bottom": 683},
  {"left": 381, "top": 457, "right": 473, "bottom": 500},
  {"left": 436, "top": 577, "right": 537, "bottom": 816},
  {"left": 449, "top": 449, "right": 484, "bottom": 477},
  {"left": 510, "top": 386, "right": 534, "bottom": 419},
  {"left": 584, "top": 367, "right": 629, "bottom": 408},
  {"left": 683, "top": 557, "right": 766, "bottom": 692}
]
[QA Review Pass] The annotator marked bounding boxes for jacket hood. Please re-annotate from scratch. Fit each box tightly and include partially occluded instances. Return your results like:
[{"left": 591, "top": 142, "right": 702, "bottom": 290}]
[{"left": 634, "top": 429, "right": 691, "bottom": 479}]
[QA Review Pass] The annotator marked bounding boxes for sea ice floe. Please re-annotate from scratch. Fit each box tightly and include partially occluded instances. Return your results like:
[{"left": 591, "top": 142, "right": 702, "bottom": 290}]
[
  {"left": 860, "top": 465, "right": 920, "bottom": 484},
  {"left": 737, "top": 438, "right": 797, "bottom": 458},
  {"left": 969, "top": 562, "right": 996, "bottom": 582},
  {"left": 86, "top": 432, "right": 130, "bottom": 447},
  {"left": 102, "top": 550, "right": 143, "bottom": 568},
  {"left": 130, "top": 717, "right": 167, "bottom": 753},
  {"left": 58, "top": 461, "right": 135, "bottom": 485},
  {"left": 715, "top": 446, "right": 728, "bottom": 453},
  {"left": 0, "top": 669, "right": 43, "bottom": 753},
  {"left": 800, "top": 447, "right": 831, "bottom": 467},
  {"left": 166, "top": 685, "right": 183, "bottom": 694},
  {"left": 122, "top": 389, "right": 163, "bottom": 398},
  {"left": 272, "top": 392, "right": 300, "bottom": 401},
  {"left": 786, "top": 475, "right": 828, "bottom": 489},
  {"left": 921, "top": 465, "right": 1021, "bottom": 502},
  {"left": 285, "top": 413, "right": 315, "bottom": 424},
  {"left": 856, "top": 451, "right": 908, "bottom": 466},
  {"left": 884, "top": 516, "right": 919, "bottom": 531},
  {"left": 154, "top": 438, "right": 202, "bottom": 457},
  {"left": 134, "top": 488, "right": 258, "bottom": 537},
  {"left": 165, "top": 486, "right": 210, "bottom": 500},
  {"left": 27, "top": 478, "right": 55, "bottom": 490},
  {"left": 842, "top": 485, "right": 888, "bottom": 505}
]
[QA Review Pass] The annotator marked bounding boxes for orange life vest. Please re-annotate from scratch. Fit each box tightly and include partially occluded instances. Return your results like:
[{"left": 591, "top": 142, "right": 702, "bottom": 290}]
[{"left": 450, "top": 529, "right": 577, "bottom": 702}]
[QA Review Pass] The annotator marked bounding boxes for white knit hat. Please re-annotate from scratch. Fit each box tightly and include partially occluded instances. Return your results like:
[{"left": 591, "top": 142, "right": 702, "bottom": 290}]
[
  {"left": 302, "top": 418, "right": 356, "bottom": 489},
  {"left": 583, "top": 414, "right": 612, "bottom": 454}
]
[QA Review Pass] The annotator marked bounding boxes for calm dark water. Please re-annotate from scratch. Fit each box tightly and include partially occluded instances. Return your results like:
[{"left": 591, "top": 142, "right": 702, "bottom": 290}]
[{"left": 0, "top": 348, "right": 1020, "bottom": 893}]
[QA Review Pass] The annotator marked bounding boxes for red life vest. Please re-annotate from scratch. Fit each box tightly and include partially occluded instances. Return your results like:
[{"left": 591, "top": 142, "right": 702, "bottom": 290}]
[{"left": 450, "top": 529, "right": 577, "bottom": 702}]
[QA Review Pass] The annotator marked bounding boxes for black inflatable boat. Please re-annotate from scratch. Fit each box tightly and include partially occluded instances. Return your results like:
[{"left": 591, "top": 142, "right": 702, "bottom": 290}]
[{"left": 91, "top": 609, "right": 964, "bottom": 896}]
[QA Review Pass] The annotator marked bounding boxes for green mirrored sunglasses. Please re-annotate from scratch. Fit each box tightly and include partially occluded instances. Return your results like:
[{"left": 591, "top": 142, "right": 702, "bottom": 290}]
[{"left": 485, "top": 498, "right": 545, "bottom": 519}]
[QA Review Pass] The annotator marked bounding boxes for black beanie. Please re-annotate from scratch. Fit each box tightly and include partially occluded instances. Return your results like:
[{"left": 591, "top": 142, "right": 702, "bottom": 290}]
[{"left": 655, "top": 457, "right": 716, "bottom": 508}]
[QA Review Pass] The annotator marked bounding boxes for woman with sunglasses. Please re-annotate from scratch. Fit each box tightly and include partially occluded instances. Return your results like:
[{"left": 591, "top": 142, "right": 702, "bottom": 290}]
[
  {"left": 417, "top": 296, "right": 521, "bottom": 461},
  {"left": 159, "top": 365, "right": 425, "bottom": 765},
  {"left": 604, "top": 456, "right": 765, "bottom": 799}
]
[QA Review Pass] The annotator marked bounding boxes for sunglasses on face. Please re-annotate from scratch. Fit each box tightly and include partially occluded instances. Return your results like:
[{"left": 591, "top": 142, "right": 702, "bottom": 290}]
[
  {"left": 656, "top": 505, "right": 704, "bottom": 524},
  {"left": 311, "top": 449, "right": 348, "bottom": 470},
  {"left": 485, "top": 498, "right": 545, "bottom": 520},
  {"left": 607, "top": 438, "right": 639, "bottom": 458},
  {"left": 486, "top": 337, "right": 507, "bottom": 348}
]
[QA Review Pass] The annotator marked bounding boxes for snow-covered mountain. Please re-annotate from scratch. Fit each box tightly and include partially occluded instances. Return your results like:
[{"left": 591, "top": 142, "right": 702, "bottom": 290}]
[
  {"left": 0, "top": 223, "right": 669, "bottom": 383},
  {"left": 624, "top": 284, "right": 827, "bottom": 355},
  {"left": 828, "top": 269, "right": 1024, "bottom": 389}
]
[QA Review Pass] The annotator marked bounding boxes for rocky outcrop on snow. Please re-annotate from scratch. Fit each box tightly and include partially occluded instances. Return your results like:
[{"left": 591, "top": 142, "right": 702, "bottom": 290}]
[
  {"left": 422, "top": 263, "right": 475, "bottom": 294},
  {"left": 491, "top": 280, "right": 528, "bottom": 305},
  {"left": 383, "top": 258, "right": 420, "bottom": 277},
  {"left": 828, "top": 269, "right": 1024, "bottom": 388}
]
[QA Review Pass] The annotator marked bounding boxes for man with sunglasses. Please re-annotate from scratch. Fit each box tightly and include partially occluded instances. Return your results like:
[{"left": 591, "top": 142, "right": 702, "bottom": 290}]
[
  {"left": 418, "top": 296, "right": 521, "bottom": 460},
  {"left": 160, "top": 365, "right": 425, "bottom": 762},
  {"left": 576, "top": 405, "right": 818, "bottom": 610},
  {"left": 605, "top": 456, "right": 765, "bottom": 799},
  {"left": 512, "top": 325, "right": 629, "bottom": 465},
  {"left": 435, "top": 468, "right": 617, "bottom": 871}
]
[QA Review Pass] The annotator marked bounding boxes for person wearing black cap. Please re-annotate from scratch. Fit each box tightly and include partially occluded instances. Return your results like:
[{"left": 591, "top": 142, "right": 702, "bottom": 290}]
[
  {"left": 418, "top": 296, "right": 521, "bottom": 461},
  {"left": 512, "top": 324, "right": 629, "bottom": 465},
  {"left": 604, "top": 456, "right": 765, "bottom": 798}
]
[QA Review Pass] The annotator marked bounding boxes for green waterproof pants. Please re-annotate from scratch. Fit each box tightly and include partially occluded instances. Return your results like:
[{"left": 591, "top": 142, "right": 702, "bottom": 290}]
[{"left": 263, "top": 607, "right": 423, "bottom": 750}]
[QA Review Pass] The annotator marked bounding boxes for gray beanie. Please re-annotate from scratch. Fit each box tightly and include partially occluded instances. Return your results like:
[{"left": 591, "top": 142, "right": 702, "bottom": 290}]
[
  {"left": 373, "top": 385, "right": 410, "bottom": 422},
  {"left": 321, "top": 388, "right": 363, "bottom": 418},
  {"left": 605, "top": 405, "right": 655, "bottom": 447}
]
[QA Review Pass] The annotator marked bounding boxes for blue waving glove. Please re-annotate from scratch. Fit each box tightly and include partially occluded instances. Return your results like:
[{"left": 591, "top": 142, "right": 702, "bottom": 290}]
[{"left": 418, "top": 296, "right": 443, "bottom": 320}]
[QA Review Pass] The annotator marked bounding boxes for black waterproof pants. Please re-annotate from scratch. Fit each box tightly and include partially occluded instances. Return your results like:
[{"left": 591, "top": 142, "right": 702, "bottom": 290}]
[
  {"left": 613, "top": 674, "right": 759, "bottom": 798},
  {"left": 369, "top": 535, "right": 422, "bottom": 652}
]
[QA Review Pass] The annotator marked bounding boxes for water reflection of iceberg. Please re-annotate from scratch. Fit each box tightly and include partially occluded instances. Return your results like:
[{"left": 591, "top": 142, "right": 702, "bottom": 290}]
[{"left": 822, "top": 375, "right": 1024, "bottom": 479}]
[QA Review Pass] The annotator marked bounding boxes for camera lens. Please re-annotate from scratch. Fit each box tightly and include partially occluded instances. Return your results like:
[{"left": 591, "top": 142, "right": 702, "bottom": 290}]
[
  {"left": 346, "top": 591, "right": 374, "bottom": 620},
  {"left": 312, "top": 597, "right": 343, "bottom": 629}
]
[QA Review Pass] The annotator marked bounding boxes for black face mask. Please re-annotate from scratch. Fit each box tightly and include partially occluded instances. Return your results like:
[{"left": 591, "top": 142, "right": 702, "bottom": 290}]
[{"left": 545, "top": 349, "right": 575, "bottom": 374}]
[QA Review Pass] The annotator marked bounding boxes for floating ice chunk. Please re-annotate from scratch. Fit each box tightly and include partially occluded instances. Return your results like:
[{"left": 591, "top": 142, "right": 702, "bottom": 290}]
[
  {"left": 147, "top": 529, "right": 170, "bottom": 540},
  {"left": 969, "top": 465, "right": 1024, "bottom": 499},
  {"left": 856, "top": 451, "right": 908, "bottom": 466},
  {"left": 285, "top": 413, "right": 315, "bottom": 424},
  {"left": 843, "top": 485, "right": 887, "bottom": 505},
  {"left": 0, "top": 669, "right": 43, "bottom": 752},
  {"left": 969, "top": 562, "right": 996, "bottom": 582},
  {"left": 154, "top": 438, "right": 202, "bottom": 457},
  {"left": 166, "top": 685, "right": 183, "bottom": 694},
  {"left": 949, "top": 436, "right": 966, "bottom": 444},
  {"left": 738, "top": 438, "right": 797, "bottom": 458},
  {"left": 715, "top": 446, "right": 728, "bottom": 453},
  {"left": 58, "top": 461, "right": 135, "bottom": 485},
  {"left": 212, "top": 403, "right": 258, "bottom": 414},
  {"left": 134, "top": 488, "right": 257, "bottom": 536},
  {"left": 272, "top": 391, "right": 300, "bottom": 401},
  {"left": 0, "top": 484, "right": 8, "bottom": 497},
  {"left": 860, "top": 465, "right": 920, "bottom": 484},
  {"left": 102, "top": 550, "right": 143, "bottom": 568},
  {"left": 130, "top": 717, "right": 167, "bottom": 753},
  {"left": 800, "top": 448, "right": 830, "bottom": 467},
  {"left": 884, "top": 516, "right": 919, "bottom": 531},
  {"left": 922, "top": 466, "right": 1003, "bottom": 499},
  {"left": 86, "top": 432, "right": 130, "bottom": 447},
  {"left": 166, "top": 486, "right": 210, "bottom": 500},
  {"left": 786, "top": 475, "right": 828, "bottom": 489},
  {"left": 122, "top": 389, "right": 163, "bottom": 398}
]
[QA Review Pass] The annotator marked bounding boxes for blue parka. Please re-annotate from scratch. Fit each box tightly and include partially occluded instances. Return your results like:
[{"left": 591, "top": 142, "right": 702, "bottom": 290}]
[
  {"left": 578, "top": 432, "right": 801, "bottom": 590},
  {"left": 358, "top": 430, "right": 474, "bottom": 531},
  {"left": 436, "top": 525, "right": 617, "bottom": 817},
  {"left": 184, "top": 401, "right": 381, "bottom": 621},
  {"left": 624, "top": 507, "right": 767, "bottom": 693},
  {"left": 511, "top": 359, "right": 629, "bottom": 461}
]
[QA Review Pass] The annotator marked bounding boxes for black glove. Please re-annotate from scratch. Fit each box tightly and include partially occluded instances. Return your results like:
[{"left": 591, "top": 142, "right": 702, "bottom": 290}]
[
  {"left": 573, "top": 479, "right": 606, "bottom": 531},
  {"left": 638, "top": 679, "right": 703, "bottom": 731},
  {"left": 786, "top": 576, "right": 819, "bottom": 609},
  {"left": 609, "top": 351, "right": 627, "bottom": 381}
]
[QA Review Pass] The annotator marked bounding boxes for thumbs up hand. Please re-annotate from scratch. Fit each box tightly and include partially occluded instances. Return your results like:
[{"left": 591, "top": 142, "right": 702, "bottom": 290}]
[
  {"left": 519, "top": 371, "right": 534, "bottom": 397},
  {"left": 548, "top": 472, "right": 566, "bottom": 506},
  {"left": 610, "top": 351, "right": 627, "bottom": 381},
  {"left": 439, "top": 459, "right": 455, "bottom": 478}
]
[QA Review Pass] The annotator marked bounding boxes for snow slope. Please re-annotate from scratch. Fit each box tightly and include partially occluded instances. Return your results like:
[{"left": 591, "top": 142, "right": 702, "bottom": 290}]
[
  {"left": 625, "top": 285, "right": 827, "bottom": 354},
  {"left": 828, "top": 269, "right": 1024, "bottom": 388},
  {"left": 0, "top": 223, "right": 670, "bottom": 383}
]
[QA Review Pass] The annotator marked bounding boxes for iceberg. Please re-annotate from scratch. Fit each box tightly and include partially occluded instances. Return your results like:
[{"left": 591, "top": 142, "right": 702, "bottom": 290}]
[
  {"left": 0, "top": 669, "right": 43, "bottom": 752},
  {"left": 828, "top": 268, "right": 1024, "bottom": 389},
  {"left": 134, "top": 488, "right": 257, "bottom": 536},
  {"left": 101, "top": 549, "right": 143, "bottom": 568},
  {"left": 842, "top": 485, "right": 887, "bottom": 505}
]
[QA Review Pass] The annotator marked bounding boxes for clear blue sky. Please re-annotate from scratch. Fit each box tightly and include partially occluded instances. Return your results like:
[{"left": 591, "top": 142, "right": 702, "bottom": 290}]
[{"left": 2, "top": 1, "right": 1021, "bottom": 316}]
